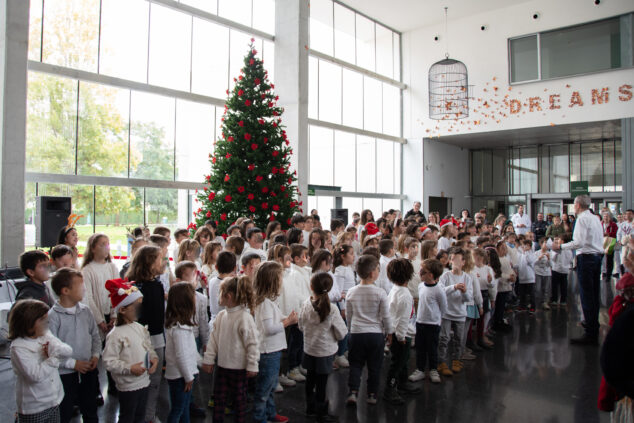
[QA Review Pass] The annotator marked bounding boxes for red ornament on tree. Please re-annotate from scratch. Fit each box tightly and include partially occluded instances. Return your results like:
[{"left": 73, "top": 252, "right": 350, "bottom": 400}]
[
  {"left": 256, "top": 175, "right": 263, "bottom": 182},
  {"left": 237, "top": 186, "right": 245, "bottom": 193},
  {"left": 238, "top": 120, "right": 244, "bottom": 127},
  {"left": 251, "top": 143, "right": 258, "bottom": 150},
  {"left": 206, "top": 211, "right": 212, "bottom": 218},
  {"left": 249, "top": 205, "right": 256, "bottom": 212},
  {"left": 224, "top": 195, "right": 232, "bottom": 202},
  {"left": 244, "top": 133, "right": 252, "bottom": 141},
  {"left": 261, "top": 202, "right": 269, "bottom": 210},
  {"left": 248, "top": 164, "right": 255, "bottom": 171},
  {"left": 247, "top": 193, "right": 254, "bottom": 200},
  {"left": 245, "top": 99, "right": 252, "bottom": 106},
  {"left": 220, "top": 213, "right": 227, "bottom": 221},
  {"left": 208, "top": 192, "right": 216, "bottom": 200},
  {"left": 224, "top": 174, "right": 230, "bottom": 182}
]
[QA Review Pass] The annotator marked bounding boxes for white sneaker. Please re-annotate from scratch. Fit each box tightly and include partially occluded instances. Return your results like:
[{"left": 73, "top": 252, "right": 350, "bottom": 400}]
[
  {"left": 278, "top": 374, "right": 296, "bottom": 387},
  {"left": 408, "top": 369, "right": 425, "bottom": 382},
  {"left": 288, "top": 367, "right": 306, "bottom": 382},
  {"left": 542, "top": 302, "right": 551, "bottom": 310},
  {"left": 299, "top": 366, "right": 308, "bottom": 376},
  {"left": 334, "top": 355, "right": 349, "bottom": 368},
  {"left": 274, "top": 382, "right": 284, "bottom": 393},
  {"left": 428, "top": 369, "right": 441, "bottom": 383}
]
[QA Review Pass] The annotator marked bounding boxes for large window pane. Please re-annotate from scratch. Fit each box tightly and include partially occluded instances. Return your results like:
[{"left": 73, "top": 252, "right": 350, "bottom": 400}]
[
  {"left": 310, "top": 0, "right": 334, "bottom": 56},
  {"left": 550, "top": 144, "right": 569, "bottom": 193},
  {"left": 615, "top": 139, "right": 622, "bottom": 191},
  {"left": 356, "top": 15, "right": 375, "bottom": 71},
  {"left": 95, "top": 186, "right": 143, "bottom": 251},
  {"left": 356, "top": 136, "right": 376, "bottom": 192},
  {"left": 315, "top": 197, "right": 333, "bottom": 224},
  {"left": 541, "top": 18, "right": 621, "bottom": 79},
  {"left": 218, "top": 0, "right": 252, "bottom": 27},
  {"left": 262, "top": 40, "right": 275, "bottom": 84},
  {"left": 491, "top": 149, "right": 508, "bottom": 195},
  {"left": 603, "top": 140, "right": 615, "bottom": 192},
  {"left": 519, "top": 147, "right": 538, "bottom": 194},
  {"left": 192, "top": 18, "right": 229, "bottom": 98},
  {"left": 100, "top": 0, "right": 149, "bottom": 83},
  {"left": 393, "top": 33, "right": 401, "bottom": 81},
  {"left": 334, "top": 3, "right": 355, "bottom": 63},
  {"left": 129, "top": 92, "right": 175, "bottom": 180},
  {"left": 252, "top": 0, "right": 275, "bottom": 35},
  {"left": 175, "top": 100, "right": 215, "bottom": 182},
  {"left": 570, "top": 143, "right": 581, "bottom": 183},
  {"left": 148, "top": 4, "right": 192, "bottom": 91},
  {"left": 318, "top": 60, "right": 341, "bottom": 124},
  {"left": 28, "top": 0, "right": 43, "bottom": 61},
  {"left": 363, "top": 198, "right": 382, "bottom": 218},
  {"left": 394, "top": 143, "right": 401, "bottom": 194},
  {"left": 363, "top": 77, "right": 382, "bottom": 133},
  {"left": 375, "top": 24, "right": 394, "bottom": 79},
  {"left": 26, "top": 72, "right": 77, "bottom": 174},
  {"left": 146, "top": 188, "right": 178, "bottom": 227},
  {"left": 581, "top": 142, "right": 603, "bottom": 192},
  {"left": 309, "top": 126, "right": 334, "bottom": 186},
  {"left": 77, "top": 82, "right": 129, "bottom": 177},
  {"left": 309, "top": 56, "right": 319, "bottom": 119},
  {"left": 342, "top": 197, "right": 363, "bottom": 222},
  {"left": 42, "top": 0, "right": 99, "bottom": 72},
  {"left": 382, "top": 84, "right": 400, "bottom": 137},
  {"left": 376, "top": 140, "right": 394, "bottom": 194},
  {"left": 342, "top": 69, "right": 363, "bottom": 128},
  {"left": 334, "top": 131, "right": 356, "bottom": 192},
  {"left": 510, "top": 35, "right": 538, "bottom": 83}
]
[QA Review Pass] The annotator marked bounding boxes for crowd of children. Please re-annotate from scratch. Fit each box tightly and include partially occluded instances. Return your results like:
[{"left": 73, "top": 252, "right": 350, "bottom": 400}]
[{"left": 7, "top": 207, "right": 634, "bottom": 422}]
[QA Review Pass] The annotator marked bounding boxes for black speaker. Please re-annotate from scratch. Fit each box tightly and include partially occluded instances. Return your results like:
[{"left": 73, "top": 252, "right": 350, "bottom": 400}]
[
  {"left": 330, "top": 208, "right": 349, "bottom": 226},
  {"left": 36, "top": 196, "right": 72, "bottom": 248}
]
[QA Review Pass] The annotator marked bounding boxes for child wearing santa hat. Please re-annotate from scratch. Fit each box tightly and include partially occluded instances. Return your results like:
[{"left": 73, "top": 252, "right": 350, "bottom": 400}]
[
  {"left": 102, "top": 279, "right": 159, "bottom": 423},
  {"left": 438, "top": 220, "right": 457, "bottom": 251}
]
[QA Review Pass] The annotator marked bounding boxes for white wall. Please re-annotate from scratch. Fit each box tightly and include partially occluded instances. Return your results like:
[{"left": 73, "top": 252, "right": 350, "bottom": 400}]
[
  {"left": 422, "top": 139, "right": 470, "bottom": 215},
  {"left": 402, "top": 137, "right": 423, "bottom": 212},
  {"left": 402, "top": 0, "right": 634, "bottom": 139}
]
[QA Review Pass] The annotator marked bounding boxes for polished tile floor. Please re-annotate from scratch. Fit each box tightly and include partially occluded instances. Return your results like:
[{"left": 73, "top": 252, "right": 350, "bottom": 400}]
[{"left": 0, "top": 273, "right": 615, "bottom": 423}]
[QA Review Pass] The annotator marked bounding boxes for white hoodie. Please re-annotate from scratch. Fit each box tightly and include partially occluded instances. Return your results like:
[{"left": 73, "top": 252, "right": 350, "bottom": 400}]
[{"left": 10, "top": 331, "right": 73, "bottom": 414}]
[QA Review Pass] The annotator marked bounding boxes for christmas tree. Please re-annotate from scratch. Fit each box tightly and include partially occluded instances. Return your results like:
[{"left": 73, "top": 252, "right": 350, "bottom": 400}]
[{"left": 191, "top": 40, "right": 302, "bottom": 236}]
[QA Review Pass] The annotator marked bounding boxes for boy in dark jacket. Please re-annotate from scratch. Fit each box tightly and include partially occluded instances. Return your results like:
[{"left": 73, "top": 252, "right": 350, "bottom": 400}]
[{"left": 15, "top": 250, "right": 54, "bottom": 306}]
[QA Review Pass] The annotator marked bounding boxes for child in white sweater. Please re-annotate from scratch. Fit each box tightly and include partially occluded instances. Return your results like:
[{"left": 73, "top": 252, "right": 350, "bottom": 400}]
[
  {"left": 102, "top": 279, "right": 159, "bottom": 423},
  {"left": 299, "top": 272, "right": 347, "bottom": 421},
  {"left": 253, "top": 261, "right": 297, "bottom": 423},
  {"left": 202, "top": 276, "right": 259, "bottom": 423},
  {"left": 164, "top": 282, "right": 202, "bottom": 423},
  {"left": 9, "top": 299, "right": 73, "bottom": 422},
  {"left": 534, "top": 237, "right": 554, "bottom": 310},
  {"left": 383, "top": 258, "right": 421, "bottom": 404},
  {"left": 345, "top": 255, "right": 393, "bottom": 406},
  {"left": 517, "top": 239, "right": 538, "bottom": 313},
  {"left": 437, "top": 248, "right": 473, "bottom": 376},
  {"left": 551, "top": 235, "right": 574, "bottom": 306},
  {"left": 175, "top": 261, "right": 210, "bottom": 349}
]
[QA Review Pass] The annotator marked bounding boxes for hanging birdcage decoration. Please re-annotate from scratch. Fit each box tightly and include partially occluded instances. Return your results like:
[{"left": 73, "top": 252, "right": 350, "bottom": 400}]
[
  {"left": 428, "top": 7, "right": 469, "bottom": 120},
  {"left": 429, "top": 58, "right": 469, "bottom": 120}
]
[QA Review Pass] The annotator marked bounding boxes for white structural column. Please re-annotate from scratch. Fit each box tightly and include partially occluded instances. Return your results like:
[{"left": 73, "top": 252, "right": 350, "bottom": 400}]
[
  {"left": 0, "top": 0, "right": 29, "bottom": 266},
  {"left": 274, "top": 0, "right": 309, "bottom": 211},
  {"left": 623, "top": 117, "right": 634, "bottom": 210}
]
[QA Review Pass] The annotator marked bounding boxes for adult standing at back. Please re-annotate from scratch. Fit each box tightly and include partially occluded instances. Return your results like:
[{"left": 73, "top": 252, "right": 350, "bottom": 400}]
[
  {"left": 405, "top": 201, "right": 426, "bottom": 221},
  {"left": 511, "top": 205, "right": 531, "bottom": 236},
  {"left": 553, "top": 195, "right": 604, "bottom": 345}
]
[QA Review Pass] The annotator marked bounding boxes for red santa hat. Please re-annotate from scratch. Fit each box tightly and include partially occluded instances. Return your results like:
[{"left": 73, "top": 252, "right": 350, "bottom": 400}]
[
  {"left": 439, "top": 219, "right": 454, "bottom": 229},
  {"left": 420, "top": 226, "right": 431, "bottom": 237},
  {"left": 365, "top": 222, "right": 381, "bottom": 239},
  {"left": 105, "top": 278, "right": 143, "bottom": 313}
]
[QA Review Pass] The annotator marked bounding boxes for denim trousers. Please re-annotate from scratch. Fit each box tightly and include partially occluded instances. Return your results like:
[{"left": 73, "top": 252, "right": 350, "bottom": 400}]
[
  {"left": 253, "top": 351, "right": 282, "bottom": 423},
  {"left": 167, "top": 377, "right": 193, "bottom": 423}
]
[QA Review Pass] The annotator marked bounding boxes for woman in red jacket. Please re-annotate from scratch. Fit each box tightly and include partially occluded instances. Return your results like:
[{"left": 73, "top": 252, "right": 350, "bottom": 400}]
[{"left": 602, "top": 211, "right": 619, "bottom": 280}]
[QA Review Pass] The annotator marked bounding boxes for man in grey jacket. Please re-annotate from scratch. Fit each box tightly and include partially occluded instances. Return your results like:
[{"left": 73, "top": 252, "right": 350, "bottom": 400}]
[{"left": 48, "top": 268, "right": 102, "bottom": 423}]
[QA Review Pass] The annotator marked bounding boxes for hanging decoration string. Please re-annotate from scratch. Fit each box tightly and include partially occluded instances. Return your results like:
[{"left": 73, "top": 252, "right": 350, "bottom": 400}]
[{"left": 444, "top": 7, "right": 449, "bottom": 59}]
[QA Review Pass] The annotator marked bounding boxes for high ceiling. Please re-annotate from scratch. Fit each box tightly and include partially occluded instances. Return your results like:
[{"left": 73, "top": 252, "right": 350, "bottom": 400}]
[{"left": 338, "top": 0, "right": 535, "bottom": 32}]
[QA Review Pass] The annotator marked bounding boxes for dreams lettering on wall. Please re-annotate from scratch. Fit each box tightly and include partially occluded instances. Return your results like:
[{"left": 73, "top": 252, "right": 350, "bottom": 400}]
[{"left": 509, "top": 84, "right": 632, "bottom": 115}]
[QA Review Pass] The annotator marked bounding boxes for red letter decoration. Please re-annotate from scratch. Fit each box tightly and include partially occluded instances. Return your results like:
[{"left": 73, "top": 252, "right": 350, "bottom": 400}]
[
  {"left": 618, "top": 84, "right": 633, "bottom": 102},
  {"left": 509, "top": 99, "right": 522, "bottom": 114},
  {"left": 591, "top": 88, "right": 609, "bottom": 105},
  {"left": 549, "top": 94, "right": 561, "bottom": 110},
  {"left": 528, "top": 97, "right": 542, "bottom": 112},
  {"left": 569, "top": 91, "right": 584, "bottom": 108}
]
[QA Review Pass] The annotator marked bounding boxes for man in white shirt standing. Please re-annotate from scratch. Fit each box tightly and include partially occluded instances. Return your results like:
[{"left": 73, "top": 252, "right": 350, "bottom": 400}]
[
  {"left": 553, "top": 195, "right": 604, "bottom": 345},
  {"left": 511, "top": 205, "right": 531, "bottom": 236}
]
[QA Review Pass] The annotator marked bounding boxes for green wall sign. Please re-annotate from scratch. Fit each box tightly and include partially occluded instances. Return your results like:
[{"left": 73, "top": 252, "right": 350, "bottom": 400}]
[{"left": 570, "top": 181, "right": 588, "bottom": 197}]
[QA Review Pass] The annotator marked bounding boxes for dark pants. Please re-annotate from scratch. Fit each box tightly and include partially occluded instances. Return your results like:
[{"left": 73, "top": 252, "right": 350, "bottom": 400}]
[
  {"left": 59, "top": 369, "right": 98, "bottom": 423},
  {"left": 493, "top": 291, "right": 510, "bottom": 325},
  {"left": 551, "top": 271, "right": 568, "bottom": 303},
  {"left": 254, "top": 351, "right": 281, "bottom": 422},
  {"left": 415, "top": 323, "right": 440, "bottom": 371},
  {"left": 604, "top": 253, "right": 614, "bottom": 278},
  {"left": 577, "top": 253, "right": 603, "bottom": 338},
  {"left": 118, "top": 387, "right": 149, "bottom": 423},
  {"left": 387, "top": 336, "right": 411, "bottom": 387},
  {"left": 286, "top": 324, "right": 304, "bottom": 370},
  {"left": 518, "top": 283, "right": 536, "bottom": 308},
  {"left": 347, "top": 333, "right": 384, "bottom": 395},
  {"left": 213, "top": 367, "right": 247, "bottom": 423},
  {"left": 167, "top": 378, "right": 193, "bottom": 423},
  {"left": 305, "top": 369, "right": 329, "bottom": 416}
]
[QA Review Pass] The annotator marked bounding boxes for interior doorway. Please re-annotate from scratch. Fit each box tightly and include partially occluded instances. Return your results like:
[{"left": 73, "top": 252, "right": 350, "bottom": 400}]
[{"left": 429, "top": 196, "right": 449, "bottom": 218}]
